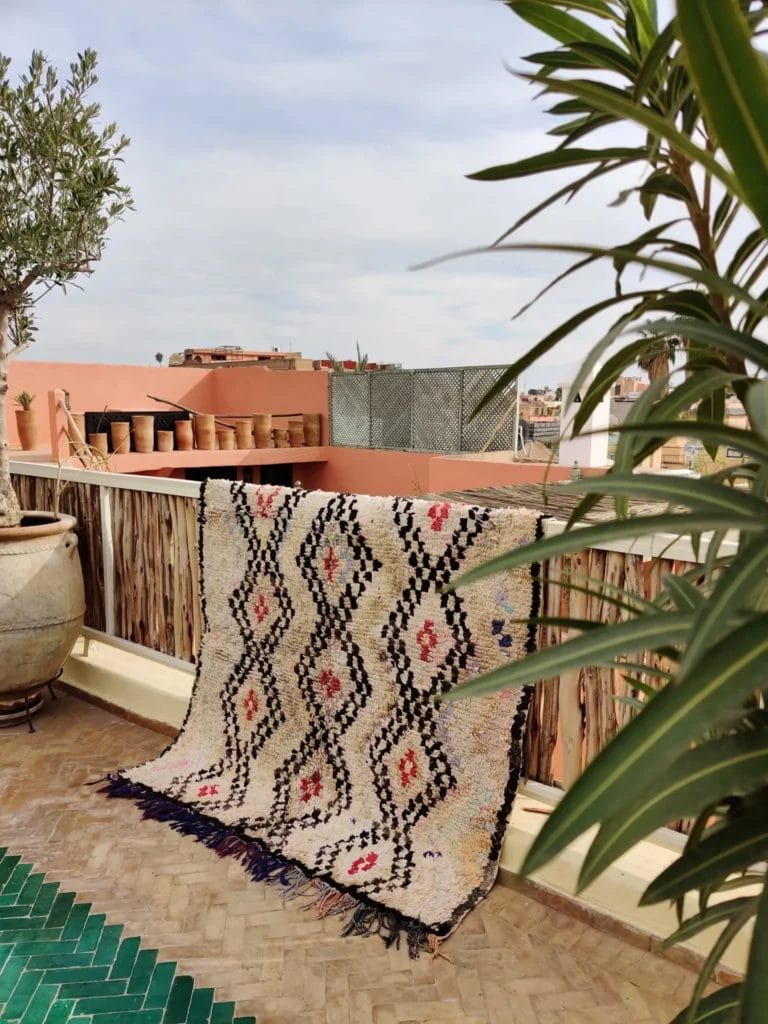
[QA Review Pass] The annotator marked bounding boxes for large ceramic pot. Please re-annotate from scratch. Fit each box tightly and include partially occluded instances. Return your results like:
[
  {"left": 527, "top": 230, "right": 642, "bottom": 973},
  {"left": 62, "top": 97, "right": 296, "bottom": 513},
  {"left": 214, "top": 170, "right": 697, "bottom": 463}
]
[{"left": 0, "top": 512, "right": 85, "bottom": 699}]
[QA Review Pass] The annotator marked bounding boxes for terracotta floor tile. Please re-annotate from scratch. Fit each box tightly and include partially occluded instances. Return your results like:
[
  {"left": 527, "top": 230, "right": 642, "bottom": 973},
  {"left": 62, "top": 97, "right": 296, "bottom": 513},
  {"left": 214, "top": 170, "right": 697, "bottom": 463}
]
[{"left": 0, "top": 692, "right": 701, "bottom": 1023}]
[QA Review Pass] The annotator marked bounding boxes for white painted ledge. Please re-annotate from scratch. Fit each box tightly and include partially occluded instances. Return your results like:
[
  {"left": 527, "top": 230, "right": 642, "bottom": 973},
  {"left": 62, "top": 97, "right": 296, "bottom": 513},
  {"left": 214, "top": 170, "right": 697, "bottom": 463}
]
[
  {"left": 501, "top": 794, "right": 752, "bottom": 975},
  {"left": 63, "top": 633, "right": 194, "bottom": 730}
]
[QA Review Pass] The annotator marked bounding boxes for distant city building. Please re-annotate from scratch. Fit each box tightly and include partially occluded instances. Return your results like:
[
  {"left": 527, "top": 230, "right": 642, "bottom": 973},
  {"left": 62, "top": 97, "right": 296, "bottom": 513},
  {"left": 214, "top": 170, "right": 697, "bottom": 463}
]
[
  {"left": 519, "top": 392, "right": 560, "bottom": 417},
  {"left": 168, "top": 347, "right": 394, "bottom": 372},
  {"left": 168, "top": 346, "right": 316, "bottom": 370},
  {"left": 613, "top": 375, "right": 648, "bottom": 398},
  {"left": 520, "top": 414, "right": 560, "bottom": 443},
  {"left": 316, "top": 359, "right": 393, "bottom": 371},
  {"left": 725, "top": 397, "right": 747, "bottom": 430}
]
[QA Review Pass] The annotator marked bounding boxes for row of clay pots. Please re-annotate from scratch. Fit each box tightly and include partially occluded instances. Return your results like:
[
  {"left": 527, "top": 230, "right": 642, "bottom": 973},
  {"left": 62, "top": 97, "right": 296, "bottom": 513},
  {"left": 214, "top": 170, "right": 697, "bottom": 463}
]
[
  {"left": 192, "top": 413, "right": 321, "bottom": 450},
  {"left": 68, "top": 412, "right": 322, "bottom": 455},
  {"left": 69, "top": 414, "right": 162, "bottom": 456}
]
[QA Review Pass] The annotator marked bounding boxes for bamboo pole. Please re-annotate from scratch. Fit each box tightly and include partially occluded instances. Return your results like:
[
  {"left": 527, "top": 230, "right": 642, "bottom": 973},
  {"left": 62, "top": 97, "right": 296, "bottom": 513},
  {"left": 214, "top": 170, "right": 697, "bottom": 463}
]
[
  {"left": 532, "top": 557, "right": 561, "bottom": 778},
  {"left": 601, "top": 550, "right": 625, "bottom": 735},
  {"left": 559, "top": 551, "right": 587, "bottom": 788},
  {"left": 583, "top": 548, "right": 606, "bottom": 765},
  {"left": 146, "top": 393, "right": 235, "bottom": 431}
]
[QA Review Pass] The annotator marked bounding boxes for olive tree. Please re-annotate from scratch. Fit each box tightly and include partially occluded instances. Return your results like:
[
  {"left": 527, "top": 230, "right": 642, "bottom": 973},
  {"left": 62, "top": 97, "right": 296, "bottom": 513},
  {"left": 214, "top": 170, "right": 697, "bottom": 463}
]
[{"left": 0, "top": 49, "right": 133, "bottom": 527}]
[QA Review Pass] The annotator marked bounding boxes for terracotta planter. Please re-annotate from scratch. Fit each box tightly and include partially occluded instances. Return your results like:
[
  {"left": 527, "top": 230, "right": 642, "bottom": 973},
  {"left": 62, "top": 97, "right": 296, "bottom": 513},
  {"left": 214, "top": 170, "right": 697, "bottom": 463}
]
[
  {"left": 194, "top": 413, "right": 216, "bottom": 450},
  {"left": 273, "top": 428, "right": 290, "bottom": 449},
  {"left": 0, "top": 513, "right": 85, "bottom": 703},
  {"left": 88, "top": 433, "right": 108, "bottom": 458},
  {"left": 288, "top": 420, "right": 304, "bottom": 447},
  {"left": 174, "top": 420, "right": 194, "bottom": 451},
  {"left": 132, "top": 415, "right": 155, "bottom": 453},
  {"left": 303, "top": 412, "right": 321, "bottom": 447},
  {"left": 110, "top": 420, "right": 131, "bottom": 454},
  {"left": 68, "top": 414, "right": 87, "bottom": 456},
  {"left": 156, "top": 430, "right": 174, "bottom": 452},
  {"left": 15, "top": 409, "right": 39, "bottom": 451},
  {"left": 216, "top": 429, "right": 235, "bottom": 451},
  {"left": 234, "top": 419, "right": 253, "bottom": 449},
  {"left": 253, "top": 414, "right": 272, "bottom": 449}
]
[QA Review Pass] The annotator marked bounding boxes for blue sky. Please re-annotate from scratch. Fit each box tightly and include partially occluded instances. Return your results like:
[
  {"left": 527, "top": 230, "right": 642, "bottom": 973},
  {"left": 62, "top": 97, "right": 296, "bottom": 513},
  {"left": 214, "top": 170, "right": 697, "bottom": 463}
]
[{"left": 4, "top": 0, "right": 653, "bottom": 384}]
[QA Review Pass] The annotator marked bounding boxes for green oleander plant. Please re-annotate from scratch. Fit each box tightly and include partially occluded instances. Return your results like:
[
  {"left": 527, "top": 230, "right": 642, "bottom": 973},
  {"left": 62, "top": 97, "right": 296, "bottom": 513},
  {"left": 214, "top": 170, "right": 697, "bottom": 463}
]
[
  {"left": 436, "top": 2, "right": 768, "bottom": 1019},
  {"left": 0, "top": 49, "right": 133, "bottom": 527}
]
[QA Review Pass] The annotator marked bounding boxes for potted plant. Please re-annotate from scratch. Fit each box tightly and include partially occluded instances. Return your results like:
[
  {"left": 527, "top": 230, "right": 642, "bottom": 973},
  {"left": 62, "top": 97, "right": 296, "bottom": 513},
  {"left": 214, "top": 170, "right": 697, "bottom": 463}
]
[
  {"left": 13, "top": 391, "right": 37, "bottom": 450},
  {"left": 0, "top": 49, "right": 133, "bottom": 723}
]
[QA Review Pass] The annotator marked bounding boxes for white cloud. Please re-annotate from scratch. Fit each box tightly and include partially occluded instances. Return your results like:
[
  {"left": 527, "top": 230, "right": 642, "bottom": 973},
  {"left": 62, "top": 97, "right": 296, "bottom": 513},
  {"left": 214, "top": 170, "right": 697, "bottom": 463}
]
[{"left": 5, "top": 0, "right": 660, "bottom": 386}]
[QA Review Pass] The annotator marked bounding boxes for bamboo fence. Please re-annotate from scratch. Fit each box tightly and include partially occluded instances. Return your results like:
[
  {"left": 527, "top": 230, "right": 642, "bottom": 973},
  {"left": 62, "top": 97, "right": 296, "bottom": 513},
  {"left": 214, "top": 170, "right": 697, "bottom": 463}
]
[
  {"left": 11, "top": 472, "right": 106, "bottom": 633},
  {"left": 110, "top": 488, "right": 202, "bottom": 662},
  {"left": 524, "top": 548, "right": 696, "bottom": 788},
  {"left": 13, "top": 470, "right": 697, "bottom": 802}
]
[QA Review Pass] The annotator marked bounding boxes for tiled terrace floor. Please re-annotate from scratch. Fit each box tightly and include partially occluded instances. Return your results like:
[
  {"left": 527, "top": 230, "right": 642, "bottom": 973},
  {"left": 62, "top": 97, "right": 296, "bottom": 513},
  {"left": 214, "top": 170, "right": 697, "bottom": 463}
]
[{"left": 0, "top": 692, "right": 699, "bottom": 1024}]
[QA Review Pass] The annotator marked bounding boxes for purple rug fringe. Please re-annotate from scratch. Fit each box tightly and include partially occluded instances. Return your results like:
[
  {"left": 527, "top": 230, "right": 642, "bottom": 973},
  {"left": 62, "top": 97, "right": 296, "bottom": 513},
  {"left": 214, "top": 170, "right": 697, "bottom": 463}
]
[{"left": 101, "top": 773, "right": 432, "bottom": 957}]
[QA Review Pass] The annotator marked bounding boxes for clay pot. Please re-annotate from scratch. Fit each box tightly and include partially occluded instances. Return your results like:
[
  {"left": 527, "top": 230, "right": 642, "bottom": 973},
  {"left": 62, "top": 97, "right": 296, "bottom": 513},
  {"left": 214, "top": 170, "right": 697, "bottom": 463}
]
[
  {"left": 273, "top": 428, "right": 290, "bottom": 449},
  {"left": 156, "top": 430, "right": 174, "bottom": 452},
  {"left": 132, "top": 415, "right": 155, "bottom": 453},
  {"left": 174, "top": 420, "right": 194, "bottom": 451},
  {"left": 68, "top": 414, "right": 87, "bottom": 456},
  {"left": 110, "top": 420, "right": 131, "bottom": 454},
  {"left": 88, "top": 433, "right": 108, "bottom": 458},
  {"left": 194, "top": 413, "right": 216, "bottom": 450},
  {"left": 253, "top": 413, "right": 272, "bottom": 449},
  {"left": 216, "top": 429, "right": 235, "bottom": 451},
  {"left": 0, "top": 513, "right": 84, "bottom": 700},
  {"left": 234, "top": 419, "right": 253, "bottom": 449},
  {"left": 303, "top": 412, "right": 321, "bottom": 447},
  {"left": 15, "top": 409, "right": 39, "bottom": 451},
  {"left": 288, "top": 420, "right": 304, "bottom": 447}
]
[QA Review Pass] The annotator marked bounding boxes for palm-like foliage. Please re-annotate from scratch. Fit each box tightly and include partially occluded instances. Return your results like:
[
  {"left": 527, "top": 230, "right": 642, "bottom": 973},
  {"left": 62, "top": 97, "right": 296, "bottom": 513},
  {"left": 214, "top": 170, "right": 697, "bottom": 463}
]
[
  {"left": 435, "top": 2, "right": 768, "bottom": 1020},
  {"left": 637, "top": 318, "right": 687, "bottom": 393}
]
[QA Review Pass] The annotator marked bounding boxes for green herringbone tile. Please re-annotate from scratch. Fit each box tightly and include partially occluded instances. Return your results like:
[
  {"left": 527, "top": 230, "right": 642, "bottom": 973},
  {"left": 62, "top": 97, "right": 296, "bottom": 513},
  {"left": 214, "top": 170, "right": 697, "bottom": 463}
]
[{"left": 0, "top": 849, "right": 256, "bottom": 1024}]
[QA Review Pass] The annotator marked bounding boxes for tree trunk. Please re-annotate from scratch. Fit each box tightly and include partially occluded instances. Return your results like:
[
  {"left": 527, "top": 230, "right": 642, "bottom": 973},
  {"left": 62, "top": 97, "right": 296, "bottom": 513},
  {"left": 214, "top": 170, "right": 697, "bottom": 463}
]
[{"left": 0, "top": 303, "right": 22, "bottom": 528}]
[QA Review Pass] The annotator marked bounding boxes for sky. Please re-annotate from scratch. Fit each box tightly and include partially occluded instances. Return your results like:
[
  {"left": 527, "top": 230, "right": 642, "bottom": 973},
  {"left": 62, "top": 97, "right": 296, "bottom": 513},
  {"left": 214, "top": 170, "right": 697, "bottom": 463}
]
[{"left": 3, "top": 0, "right": 656, "bottom": 385}]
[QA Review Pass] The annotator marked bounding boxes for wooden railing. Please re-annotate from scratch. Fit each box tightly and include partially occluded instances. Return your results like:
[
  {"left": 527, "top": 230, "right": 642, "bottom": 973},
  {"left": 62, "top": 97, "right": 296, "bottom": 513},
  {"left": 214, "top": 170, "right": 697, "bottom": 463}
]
[
  {"left": 11, "top": 461, "right": 729, "bottom": 795},
  {"left": 524, "top": 540, "right": 698, "bottom": 790},
  {"left": 12, "top": 464, "right": 202, "bottom": 666}
]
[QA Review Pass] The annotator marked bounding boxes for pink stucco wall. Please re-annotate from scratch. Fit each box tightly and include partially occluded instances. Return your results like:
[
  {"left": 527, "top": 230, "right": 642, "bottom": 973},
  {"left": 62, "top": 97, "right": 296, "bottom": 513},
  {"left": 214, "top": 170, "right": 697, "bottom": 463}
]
[
  {"left": 428, "top": 456, "right": 571, "bottom": 492},
  {"left": 5, "top": 362, "right": 214, "bottom": 447},
  {"left": 299, "top": 449, "right": 436, "bottom": 497},
  {"left": 299, "top": 447, "right": 570, "bottom": 497},
  {"left": 209, "top": 367, "right": 329, "bottom": 441},
  {"left": 6, "top": 361, "right": 569, "bottom": 496},
  {"left": 5, "top": 361, "right": 329, "bottom": 448}
]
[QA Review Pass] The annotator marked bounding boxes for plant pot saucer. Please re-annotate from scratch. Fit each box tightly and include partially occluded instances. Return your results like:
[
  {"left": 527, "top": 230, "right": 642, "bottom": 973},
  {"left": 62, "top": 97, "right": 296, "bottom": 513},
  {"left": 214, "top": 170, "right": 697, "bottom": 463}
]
[
  {"left": 0, "top": 690, "right": 44, "bottom": 728},
  {"left": 0, "top": 673, "right": 61, "bottom": 732}
]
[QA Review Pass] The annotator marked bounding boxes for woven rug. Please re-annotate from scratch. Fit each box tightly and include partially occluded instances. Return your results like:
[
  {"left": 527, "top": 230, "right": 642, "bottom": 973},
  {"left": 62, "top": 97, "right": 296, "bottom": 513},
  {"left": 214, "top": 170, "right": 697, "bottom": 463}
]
[{"left": 103, "top": 480, "right": 540, "bottom": 954}]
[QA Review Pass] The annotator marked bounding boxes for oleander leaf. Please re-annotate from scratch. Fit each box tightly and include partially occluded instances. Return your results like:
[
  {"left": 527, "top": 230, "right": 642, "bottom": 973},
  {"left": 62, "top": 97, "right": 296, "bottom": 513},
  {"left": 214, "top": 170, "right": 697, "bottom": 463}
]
[
  {"left": 678, "top": 0, "right": 768, "bottom": 234},
  {"left": 581, "top": 731, "right": 768, "bottom": 887},
  {"left": 522, "top": 616, "right": 768, "bottom": 874}
]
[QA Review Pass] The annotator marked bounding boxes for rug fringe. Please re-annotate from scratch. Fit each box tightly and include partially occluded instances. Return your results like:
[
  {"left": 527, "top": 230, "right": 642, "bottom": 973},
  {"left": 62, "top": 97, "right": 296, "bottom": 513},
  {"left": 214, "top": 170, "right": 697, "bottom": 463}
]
[{"left": 100, "top": 774, "right": 435, "bottom": 958}]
